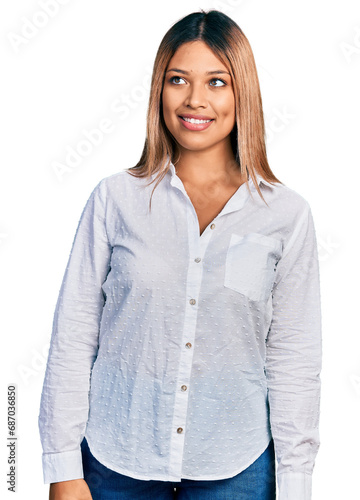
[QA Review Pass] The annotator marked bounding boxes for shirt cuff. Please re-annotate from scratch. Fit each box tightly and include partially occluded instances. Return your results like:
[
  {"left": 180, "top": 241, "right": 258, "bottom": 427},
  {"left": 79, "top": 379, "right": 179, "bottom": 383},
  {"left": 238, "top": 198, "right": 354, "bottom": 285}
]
[
  {"left": 277, "top": 472, "right": 312, "bottom": 500},
  {"left": 42, "top": 449, "right": 83, "bottom": 484}
]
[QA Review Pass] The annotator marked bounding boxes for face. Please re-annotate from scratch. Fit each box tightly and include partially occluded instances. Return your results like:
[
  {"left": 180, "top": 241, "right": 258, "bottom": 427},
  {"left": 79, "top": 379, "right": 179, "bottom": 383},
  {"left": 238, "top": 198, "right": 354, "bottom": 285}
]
[{"left": 162, "top": 40, "right": 236, "bottom": 156}]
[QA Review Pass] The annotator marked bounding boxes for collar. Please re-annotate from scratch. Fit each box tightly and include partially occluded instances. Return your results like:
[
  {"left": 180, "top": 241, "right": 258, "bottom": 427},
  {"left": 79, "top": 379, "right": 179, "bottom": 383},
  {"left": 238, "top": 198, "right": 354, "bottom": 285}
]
[
  {"left": 250, "top": 173, "right": 276, "bottom": 190},
  {"left": 165, "top": 158, "right": 276, "bottom": 216},
  {"left": 166, "top": 159, "right": 275, "bottom": 190}
]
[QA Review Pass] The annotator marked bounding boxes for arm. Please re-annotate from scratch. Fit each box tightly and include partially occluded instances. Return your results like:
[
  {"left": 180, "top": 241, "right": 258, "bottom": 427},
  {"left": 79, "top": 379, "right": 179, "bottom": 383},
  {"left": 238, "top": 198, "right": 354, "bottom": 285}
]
[
  {"left": 265, "top": 203, "right": 322, "bottom": 500},
  {"left": 49, "top": 479, "right": 93, "bottom": 500},
  {"left": 38, "top": 179, "right": 112, "bottom": 485}
]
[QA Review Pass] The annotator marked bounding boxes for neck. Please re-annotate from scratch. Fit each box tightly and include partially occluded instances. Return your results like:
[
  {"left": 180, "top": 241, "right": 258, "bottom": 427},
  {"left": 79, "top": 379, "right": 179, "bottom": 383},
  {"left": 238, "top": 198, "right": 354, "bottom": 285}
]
[{"left": 174, "top": 145, "right": 243, "bottom": 187}]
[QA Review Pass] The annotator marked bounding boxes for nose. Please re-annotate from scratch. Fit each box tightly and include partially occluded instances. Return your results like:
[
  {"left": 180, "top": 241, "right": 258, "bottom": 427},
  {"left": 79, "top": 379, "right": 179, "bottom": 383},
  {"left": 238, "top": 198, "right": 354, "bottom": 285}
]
[{"left": 184, "top": 82, "right": 207, "bottom": 109}]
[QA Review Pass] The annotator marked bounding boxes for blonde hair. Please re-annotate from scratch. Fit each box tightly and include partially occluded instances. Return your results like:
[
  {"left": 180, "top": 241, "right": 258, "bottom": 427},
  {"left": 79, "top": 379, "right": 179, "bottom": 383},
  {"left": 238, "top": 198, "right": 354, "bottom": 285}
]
[{"left": 127, "top": 9, "right": 282, "bottom": 209}]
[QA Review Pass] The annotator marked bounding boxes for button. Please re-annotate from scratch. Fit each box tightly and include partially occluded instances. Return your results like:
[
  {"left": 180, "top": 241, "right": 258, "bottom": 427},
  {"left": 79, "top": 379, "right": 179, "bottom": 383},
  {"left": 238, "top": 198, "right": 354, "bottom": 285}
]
[
  {"left": 181, "top": 385, "right": 187, "bottom": 391},
  {"left": 210, "top": 223, "right": 215, "bottom": 229},
  {"left": 189, "top": 299, "right": 196, "bottom": 305},
  {"left": 194, "top": 257, "right": 201, "bottom": 263},
  {"left": 185, "top": 342, "right": 192, "bottom": 349},
  {"left": 177, "top": 427, "right": 183, "bottom": 434}
]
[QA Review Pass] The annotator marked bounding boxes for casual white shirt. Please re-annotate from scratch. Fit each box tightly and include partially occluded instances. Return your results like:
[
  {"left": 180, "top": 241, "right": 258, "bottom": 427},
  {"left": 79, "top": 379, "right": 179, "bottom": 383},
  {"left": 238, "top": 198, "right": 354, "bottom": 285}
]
[{"left": 38, "top": 160, "right": 322, "bottom": 500}]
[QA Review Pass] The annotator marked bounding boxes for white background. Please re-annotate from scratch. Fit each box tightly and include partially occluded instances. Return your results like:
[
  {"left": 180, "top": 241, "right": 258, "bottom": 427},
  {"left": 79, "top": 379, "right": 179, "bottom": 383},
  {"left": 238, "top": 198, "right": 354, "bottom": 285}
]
[{"left": 1, "top": 0, "right": 359, "bottom": 498}]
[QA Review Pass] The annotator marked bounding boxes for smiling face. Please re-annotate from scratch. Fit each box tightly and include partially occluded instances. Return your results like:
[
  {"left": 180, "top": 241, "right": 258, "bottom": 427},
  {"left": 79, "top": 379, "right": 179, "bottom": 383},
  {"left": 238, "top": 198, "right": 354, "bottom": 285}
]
[{"left": 162, "top": 40, "right": 236, "bottom": 157}]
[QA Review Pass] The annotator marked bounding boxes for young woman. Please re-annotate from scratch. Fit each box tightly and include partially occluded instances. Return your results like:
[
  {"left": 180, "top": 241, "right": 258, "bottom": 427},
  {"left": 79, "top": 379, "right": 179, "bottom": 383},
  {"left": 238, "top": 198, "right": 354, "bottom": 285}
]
[{"left": 39, "top": 9, "right": 322, "bottom": 500}]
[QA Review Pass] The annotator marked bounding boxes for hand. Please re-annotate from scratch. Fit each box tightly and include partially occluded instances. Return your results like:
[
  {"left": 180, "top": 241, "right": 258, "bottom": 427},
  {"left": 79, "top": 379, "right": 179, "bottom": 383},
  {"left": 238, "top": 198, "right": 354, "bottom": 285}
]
[{"left": 49, "top": 479, "right": 93, "bottom": 500}]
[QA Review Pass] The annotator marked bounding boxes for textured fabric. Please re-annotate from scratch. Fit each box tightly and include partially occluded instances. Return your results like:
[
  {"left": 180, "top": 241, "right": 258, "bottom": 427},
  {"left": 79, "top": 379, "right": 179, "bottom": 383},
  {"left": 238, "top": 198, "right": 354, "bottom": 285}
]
[
  {"left": 38, "top": 160, "right": 322, "bottom": 500},
  {"left": 80, "top": 435, "right": 276, "bottom": 499}
]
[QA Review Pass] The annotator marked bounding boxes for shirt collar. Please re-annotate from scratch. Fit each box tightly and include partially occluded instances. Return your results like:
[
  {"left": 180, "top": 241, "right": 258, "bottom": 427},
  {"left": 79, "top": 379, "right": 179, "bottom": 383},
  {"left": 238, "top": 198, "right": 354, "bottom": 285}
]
[
  {"left": 249, "top": 173, "right": 276, "bottom": 190},
  {"left": 165, "top": 158, "right": 276, "bottom": 217},
  {"left": 166, "top": 159, "right": 275, "bottom": 190}
]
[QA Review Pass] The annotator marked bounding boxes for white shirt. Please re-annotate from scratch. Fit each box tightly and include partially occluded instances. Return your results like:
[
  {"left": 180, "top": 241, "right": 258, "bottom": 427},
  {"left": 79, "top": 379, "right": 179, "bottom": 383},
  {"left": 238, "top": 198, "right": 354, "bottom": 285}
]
[{"left": 38, "top": 160, "right": 322, "bottom": 500}]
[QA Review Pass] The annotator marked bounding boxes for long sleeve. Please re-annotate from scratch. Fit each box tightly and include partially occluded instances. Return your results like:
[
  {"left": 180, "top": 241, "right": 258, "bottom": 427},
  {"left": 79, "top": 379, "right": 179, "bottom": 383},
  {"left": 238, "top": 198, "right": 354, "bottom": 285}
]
[
  {"left": 265, "top": 203, "right": 322, "bottom": 500},
  {"left": 38, "top": 179, "right": 112, "bottom": 484}
]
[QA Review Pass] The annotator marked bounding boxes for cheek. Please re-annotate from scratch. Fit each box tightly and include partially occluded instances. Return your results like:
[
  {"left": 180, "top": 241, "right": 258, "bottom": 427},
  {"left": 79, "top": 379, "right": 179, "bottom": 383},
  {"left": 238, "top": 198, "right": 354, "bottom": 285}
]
[
  {"left": 162, "top": 86, "right": 170, "bottom": 108},
  {"left": 214, "top": 91, "right": 235, "bottom": 116},
  {"left": 224, "top": 95, "right": 236, "bottom": 118},
  {"left": 162, "top": 87, "right": 177, "bottom": 112}
]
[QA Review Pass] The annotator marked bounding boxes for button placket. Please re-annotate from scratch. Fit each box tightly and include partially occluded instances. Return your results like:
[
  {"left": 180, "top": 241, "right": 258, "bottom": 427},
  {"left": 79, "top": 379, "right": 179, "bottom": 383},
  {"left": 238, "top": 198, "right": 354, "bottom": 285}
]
[{"left": 168, "top": 206, "right": 213, "bottom": 479}]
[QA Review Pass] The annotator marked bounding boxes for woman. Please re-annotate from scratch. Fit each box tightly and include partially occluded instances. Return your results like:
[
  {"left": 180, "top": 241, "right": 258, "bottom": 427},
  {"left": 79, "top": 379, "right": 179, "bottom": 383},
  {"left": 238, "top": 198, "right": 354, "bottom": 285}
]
[{"left": 39, "top": 9, "right": 322, "bottom": 500}]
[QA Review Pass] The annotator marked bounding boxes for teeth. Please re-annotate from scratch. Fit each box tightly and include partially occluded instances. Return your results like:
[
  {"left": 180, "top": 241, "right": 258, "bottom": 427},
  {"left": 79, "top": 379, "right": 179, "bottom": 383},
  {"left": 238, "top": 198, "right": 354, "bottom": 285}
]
[{"left": 182, "top": 117, "right": 212, "bottom": 124}]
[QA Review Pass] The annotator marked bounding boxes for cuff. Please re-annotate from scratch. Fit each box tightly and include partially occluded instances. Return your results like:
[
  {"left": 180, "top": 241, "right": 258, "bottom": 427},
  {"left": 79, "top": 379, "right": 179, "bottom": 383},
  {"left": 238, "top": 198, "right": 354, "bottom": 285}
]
[
  {"left": 277, "top": 472, "right": 312, "bottom": 500},
  {"left": 42, "top": 448, "right": 83, "bottom": 484}
]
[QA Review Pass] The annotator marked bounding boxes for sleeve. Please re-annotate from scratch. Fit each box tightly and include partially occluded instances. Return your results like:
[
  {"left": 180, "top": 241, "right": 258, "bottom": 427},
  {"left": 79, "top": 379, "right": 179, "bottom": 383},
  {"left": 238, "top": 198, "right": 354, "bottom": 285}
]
[
  {"left": 38, "top": 179, "right": 112, "bottom": 484},
  {"left": 265, "top": 202, "right": 322, "bottom": 500}
]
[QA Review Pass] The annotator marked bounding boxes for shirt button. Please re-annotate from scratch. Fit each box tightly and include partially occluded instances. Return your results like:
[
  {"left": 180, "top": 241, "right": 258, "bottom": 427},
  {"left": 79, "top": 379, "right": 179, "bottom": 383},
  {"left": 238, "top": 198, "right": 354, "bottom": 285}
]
[
  {"left": 181, "top": 385, "right": 187, "bottom": 391},
  {"left": 210, "top": 223, "right": 215, "bottom": 229},
  {"left": 177, "top": 427, "right": 183, "bottom": 434},
  {"left": 185, "top": 342, "right": 192, "bottom": 349},
  {"left": 194, "top": 257, "right": 201, "bottom": 263},
  {"left": 189, "top": 299, "right": 196, "bottom": 305}
]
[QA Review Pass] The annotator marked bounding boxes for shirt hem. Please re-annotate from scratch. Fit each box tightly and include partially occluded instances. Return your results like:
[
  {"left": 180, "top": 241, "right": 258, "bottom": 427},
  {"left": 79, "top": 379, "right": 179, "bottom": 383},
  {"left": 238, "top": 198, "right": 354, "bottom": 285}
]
[
  {"left": 179, "top": 438, "right": 272, "bottom": 481},
  {"left": 85, "top": 434, "right": 272, "bottom": 482}
]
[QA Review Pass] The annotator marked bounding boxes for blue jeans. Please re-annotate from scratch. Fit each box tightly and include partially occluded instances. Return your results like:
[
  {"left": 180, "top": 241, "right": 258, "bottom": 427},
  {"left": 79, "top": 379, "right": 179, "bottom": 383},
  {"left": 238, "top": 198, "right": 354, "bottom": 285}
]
[{"left": 81, "top": 436, "right": 276, "bottom": 499}]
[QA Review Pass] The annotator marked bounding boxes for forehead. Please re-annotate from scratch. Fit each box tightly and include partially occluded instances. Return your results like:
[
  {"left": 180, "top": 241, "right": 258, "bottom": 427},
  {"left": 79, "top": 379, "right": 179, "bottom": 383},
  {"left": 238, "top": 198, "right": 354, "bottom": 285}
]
[{"left": 167, "top": 41, "right": 229, "bottom": 73}]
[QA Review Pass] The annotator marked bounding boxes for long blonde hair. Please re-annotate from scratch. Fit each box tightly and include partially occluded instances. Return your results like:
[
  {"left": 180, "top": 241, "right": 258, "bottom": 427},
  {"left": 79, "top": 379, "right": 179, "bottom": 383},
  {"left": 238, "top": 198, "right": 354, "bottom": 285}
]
[{"left": 127, "top": 9, "right": 282, "bottom": 209}]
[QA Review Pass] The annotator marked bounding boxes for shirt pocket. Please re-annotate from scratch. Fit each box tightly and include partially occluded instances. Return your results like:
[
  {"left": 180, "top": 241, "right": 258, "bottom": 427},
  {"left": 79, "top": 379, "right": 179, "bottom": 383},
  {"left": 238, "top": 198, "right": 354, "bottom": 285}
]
[{"left": 224, "top": 232, "right": 282, "bottom": 302}]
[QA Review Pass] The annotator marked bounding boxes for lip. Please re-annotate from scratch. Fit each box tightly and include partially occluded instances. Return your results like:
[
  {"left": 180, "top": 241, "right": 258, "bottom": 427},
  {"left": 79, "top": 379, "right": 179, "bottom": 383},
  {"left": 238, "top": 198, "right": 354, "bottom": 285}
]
[{"left": 178, "top": 114, "right": 214, "bottom": 131}]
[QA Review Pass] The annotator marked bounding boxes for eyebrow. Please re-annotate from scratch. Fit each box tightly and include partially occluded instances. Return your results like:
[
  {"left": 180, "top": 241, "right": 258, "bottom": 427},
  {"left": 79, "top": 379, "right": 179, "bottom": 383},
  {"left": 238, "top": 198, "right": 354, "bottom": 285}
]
[{"left": 166, "top": 68, "right": 230, "bottom": 75}]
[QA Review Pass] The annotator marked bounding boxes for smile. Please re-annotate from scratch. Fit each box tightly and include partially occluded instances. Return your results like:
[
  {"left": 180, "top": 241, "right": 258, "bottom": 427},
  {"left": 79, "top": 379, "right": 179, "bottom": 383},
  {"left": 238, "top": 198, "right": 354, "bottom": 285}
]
[
  {"left": 182, "top": 117, "right": 212, "bottom": 124},
  {"left": 178, "top": 116, "right": 214, "bottom": 131}
]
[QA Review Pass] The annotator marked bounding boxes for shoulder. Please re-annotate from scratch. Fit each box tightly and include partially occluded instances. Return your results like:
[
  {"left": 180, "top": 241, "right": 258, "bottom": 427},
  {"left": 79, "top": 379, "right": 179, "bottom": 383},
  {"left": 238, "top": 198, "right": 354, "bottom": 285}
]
[
  {"left": 97, "top": 169, "right": 130, "bottom": 190},
  {"left": 89, "top": 169, "right": 157, "bottom": 216},
  {"left": 93, "top": 169, "right": 148, "bottom": 199},
  {"left": 256, "top": 181, "right": 316, "bottom": 246},
  {"left": 263, "top": 180, "right": 312, "bottom": 221}
]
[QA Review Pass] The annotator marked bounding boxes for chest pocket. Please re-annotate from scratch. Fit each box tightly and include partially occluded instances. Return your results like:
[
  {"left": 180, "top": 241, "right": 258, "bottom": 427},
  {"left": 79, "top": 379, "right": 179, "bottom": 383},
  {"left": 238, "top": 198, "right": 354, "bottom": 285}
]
[{"left": 224, "top": 232, "right": 282, "bottom": 302}]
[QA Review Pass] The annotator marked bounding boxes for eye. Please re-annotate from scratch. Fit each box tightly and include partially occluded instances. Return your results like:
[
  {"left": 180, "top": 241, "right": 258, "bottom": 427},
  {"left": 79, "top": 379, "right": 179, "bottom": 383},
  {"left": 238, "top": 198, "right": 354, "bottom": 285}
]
[
  {"left": 168, "top": 76, "right": 227, "bottom": 87},
  {"left": 209, "top": 78, "right": 226, "bottom": 87},
  {"left": 169, "top": 76, "right": 186, "bottom": 85}
]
